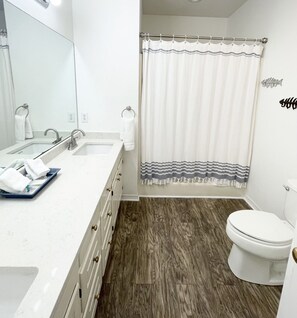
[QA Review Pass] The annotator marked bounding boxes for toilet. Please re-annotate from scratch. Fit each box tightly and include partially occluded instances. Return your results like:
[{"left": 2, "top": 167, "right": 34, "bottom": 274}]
[{"left": 226, "top": 180, "right": 297, "bottom": 285}]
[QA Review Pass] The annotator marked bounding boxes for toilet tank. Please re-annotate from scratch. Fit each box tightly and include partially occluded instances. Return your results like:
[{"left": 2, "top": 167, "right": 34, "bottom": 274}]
[{"left": 284, "top": 180, "right": 297, "bottom": 226}]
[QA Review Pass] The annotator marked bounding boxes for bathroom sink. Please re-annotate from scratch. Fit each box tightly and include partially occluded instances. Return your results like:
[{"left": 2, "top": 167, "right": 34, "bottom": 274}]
[
  {"left": 73, "top": 143, "right": 113, "bottom": 155},
  {"left": 0, "top": 267, "right": 38, "bottom": 318},
  {"left": 8, "top": 142, "right": 53, "bottom": 155}
]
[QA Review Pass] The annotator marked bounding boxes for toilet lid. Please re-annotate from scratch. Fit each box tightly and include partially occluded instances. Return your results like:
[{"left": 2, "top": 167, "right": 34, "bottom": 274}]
[{"left": 228, "top": 210, "right": 294, "bottom": 244}]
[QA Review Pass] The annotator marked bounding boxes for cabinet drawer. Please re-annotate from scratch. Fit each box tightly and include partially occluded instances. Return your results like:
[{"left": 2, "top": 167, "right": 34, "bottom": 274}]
[
  {"left": 79, "top": 229, "right": 102, "bottom": 311},
  {"left": 111, "top": 175, "right": 122, "bottom": 228},
  {"left": 102, "top": 217, "right": 113, "bottom": 273},
  {"left": 100, "top": 192, "right": 112, "bottom": 237},
  {"left": 64, "top": 283, "right": 82, "bottom": 318},
  {"left": 79, "top": 206, "right": 101, "bottom": 266},
  {"left": 82, "top": 257, "right": 102, "bottom": 318}
]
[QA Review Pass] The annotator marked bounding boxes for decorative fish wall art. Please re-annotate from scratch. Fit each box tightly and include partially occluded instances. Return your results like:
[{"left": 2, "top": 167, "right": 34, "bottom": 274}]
[
  {"left": 279, "top": 97, "right": 297, "bottom": 110},
  {"left": 261, "top": 78, "right": 283, "bottom": 88}
]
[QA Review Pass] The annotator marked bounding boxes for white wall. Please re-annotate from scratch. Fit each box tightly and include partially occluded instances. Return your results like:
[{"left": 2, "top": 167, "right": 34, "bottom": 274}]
[
  {"left": 142, "top": 14, "right": 227, "bottom": 36},
  {"left": 5, "top": 1, "right": 77, "bottom": 133},
  {"left": 227, "top": 0, "right": 297, "bottom": 217},
  {"left": 73, "top": 0, "right": 140, "bottom": 198},
  {"left": 139, "top": 14, "right": 245, "bottom": 198},
  {"left": 6, "top": 0, "right": 73, "bottom": 40}
]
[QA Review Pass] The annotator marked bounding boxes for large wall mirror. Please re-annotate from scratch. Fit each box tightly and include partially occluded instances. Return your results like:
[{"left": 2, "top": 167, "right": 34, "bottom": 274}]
[{"left": 0, "top": 0, "right": 77, "bottom": 168}]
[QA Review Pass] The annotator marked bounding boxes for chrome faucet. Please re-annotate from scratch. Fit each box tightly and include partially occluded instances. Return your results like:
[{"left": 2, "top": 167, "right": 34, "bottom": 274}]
[
  {"left": 68, "top": 129, "right": 86, "bottom": 150},
  {"left": 44, "top": 128, "right": 62, "bottom": 144}
]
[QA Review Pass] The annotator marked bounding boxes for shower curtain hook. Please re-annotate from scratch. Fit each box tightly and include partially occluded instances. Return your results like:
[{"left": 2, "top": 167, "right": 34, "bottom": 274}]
[
  {"left": 160, "top": 33, "right": 162, "bottom": 42},
  {"left": 244, "top": 37, "right": 247, "bottom": 46},
  {"left": 196, "top": 35, "right": 200, "bottom": 44},
  {"left": 232, "top": 37, "right": 235, "bottom": 45},
  {"left": 208, "top": 36, "right": 212, "bottom": 44},
  {"left": 184, "top": 34, "right": 187, "bottom": 43},
  {"left": 172, "top": 34, "right": 175, "bottom": 43}
]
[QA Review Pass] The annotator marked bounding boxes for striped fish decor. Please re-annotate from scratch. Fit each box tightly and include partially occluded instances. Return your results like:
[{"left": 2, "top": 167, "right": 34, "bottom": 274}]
[
  {"left": 279, "top": 97, "right": 297, "bottom": 110},
  {"left": 261, "top": 78, "right": 283, "bottom": 88}
]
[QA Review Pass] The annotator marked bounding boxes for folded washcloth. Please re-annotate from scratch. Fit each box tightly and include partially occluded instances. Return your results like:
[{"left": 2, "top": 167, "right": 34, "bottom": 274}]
[
  {"left": 0, "top": 168, "right": 31, "bottom": 193},
  {"left": 24, "top": 158, "right": 50, "bottom": 180},
  {"left": 120, "top": 117, "right": 135, "bottom": 151},
  {"left": 15, "top": 114, "right": 26, "bottom": 141},
  {"left": 25, "top": 116, "right": 33, "bottom": 139}
]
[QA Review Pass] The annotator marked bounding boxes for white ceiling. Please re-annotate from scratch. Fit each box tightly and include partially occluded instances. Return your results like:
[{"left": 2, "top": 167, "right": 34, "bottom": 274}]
[{"left": 142, "top": 0, "right": 248, "bottom": 18}]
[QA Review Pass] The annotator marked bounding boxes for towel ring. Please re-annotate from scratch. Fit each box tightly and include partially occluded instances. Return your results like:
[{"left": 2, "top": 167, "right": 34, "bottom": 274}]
[
  {"left": 121, "top": 106, "right": 136, "bottom": 118},
  {"left": 15, "top": 103, "right": 29, "bottom": 118}
]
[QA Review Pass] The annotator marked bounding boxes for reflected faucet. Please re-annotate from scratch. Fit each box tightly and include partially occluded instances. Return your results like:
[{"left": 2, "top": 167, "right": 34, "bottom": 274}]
[
  {"left": 68, "top": 129, "right": 86, "bottom": 150},
  {"left": 44, "top": 128, "right": 62, "bottom": 144}
]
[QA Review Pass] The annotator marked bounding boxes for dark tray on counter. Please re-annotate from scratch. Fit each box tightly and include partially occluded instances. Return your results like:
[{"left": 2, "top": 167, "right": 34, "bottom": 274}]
[{"left": 0, "top": 168, "right": 61, "bottom": 199}]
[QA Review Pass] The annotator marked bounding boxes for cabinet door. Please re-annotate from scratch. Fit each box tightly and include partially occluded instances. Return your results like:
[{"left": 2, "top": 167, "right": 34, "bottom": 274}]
[
  {"left": 111, "top": 160, "right": 123, "bottom": 228},
  {"left": 64, "top": 283, "right": 82, "bottom": 318}
]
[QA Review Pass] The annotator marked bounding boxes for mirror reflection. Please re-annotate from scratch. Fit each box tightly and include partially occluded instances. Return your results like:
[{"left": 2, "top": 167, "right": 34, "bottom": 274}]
[{"left": 0, "top": 0, "right": 77, "bottom": 168}]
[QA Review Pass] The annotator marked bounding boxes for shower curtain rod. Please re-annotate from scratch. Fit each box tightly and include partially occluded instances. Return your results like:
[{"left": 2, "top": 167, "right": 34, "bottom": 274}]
[{"left": 140, "top": 32, "right": 268, "bottom": 44}]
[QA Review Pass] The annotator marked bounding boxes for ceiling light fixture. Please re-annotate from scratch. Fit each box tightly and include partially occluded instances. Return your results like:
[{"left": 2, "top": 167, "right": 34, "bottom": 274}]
[{"left": 188, "top": 0, "right": 202, "bottom": 3}]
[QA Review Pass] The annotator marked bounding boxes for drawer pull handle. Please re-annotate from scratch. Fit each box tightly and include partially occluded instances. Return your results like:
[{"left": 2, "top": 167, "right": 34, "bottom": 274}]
[
  {"left": 107, "top": 212, "right": 112, "bottom": 217},
  {"left": 91, "top": 224, "right": 98, "bottom": 231},
  {"left": 106, "top": 188, "right": 112, "bottom": 192},
  {"left": 117, "top": 178, "right": 121, "bottom": 181},
  {"left": 93, "top": 256, "right": 100, "bottom": 263},
  {"left": 95, "top": 294, "right": 100, "bottom": 301},
  {"left": 119, "top": 173, "right": 122, "bottom": 176}
]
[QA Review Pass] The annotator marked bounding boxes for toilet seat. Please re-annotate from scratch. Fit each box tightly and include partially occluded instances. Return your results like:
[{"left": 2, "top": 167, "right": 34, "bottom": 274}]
[{"left": 228, "top": 210, "right": 293, "bottom": 245}]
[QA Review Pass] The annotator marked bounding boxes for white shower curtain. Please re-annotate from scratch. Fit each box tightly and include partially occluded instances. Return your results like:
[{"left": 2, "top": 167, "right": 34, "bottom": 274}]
[
  {"left": 0, "top": 33, "right": 15, "bottom": 150},
  {"left": 141, "top": 39, "right": 263, "bottom": 188}
]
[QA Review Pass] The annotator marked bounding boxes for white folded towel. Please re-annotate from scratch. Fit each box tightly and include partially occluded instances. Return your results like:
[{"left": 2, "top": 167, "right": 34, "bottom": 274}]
[
  {"left": 120, "top": 117, "right": 135, "bottom": 151},
  {"left": 25, "top": 116, "right": 33, "bottom": 139},
  {"left": 24, "top": 158, "right": 50, "bottom": 180},
  {"left": 0, "top": 168, "right": 31, "bottom": 193},
  {"left": 15, "top": 114, "right": 26, "bottom": 141}
]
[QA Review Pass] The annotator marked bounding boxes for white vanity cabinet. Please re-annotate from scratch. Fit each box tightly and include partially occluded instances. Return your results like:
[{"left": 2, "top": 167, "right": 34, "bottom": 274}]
[
  {"left": 111, "top": 159, "right": 123, "bottom": 230},
  {"left": 52, "top": 154, "right": 123, "bottom": 318},
  {"left": 64, "top": 284, "right": 82, "bottom": 318}
]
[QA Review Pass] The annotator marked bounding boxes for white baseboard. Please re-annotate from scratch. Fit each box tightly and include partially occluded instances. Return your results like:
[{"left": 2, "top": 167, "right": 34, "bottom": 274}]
[
  {"left": 139, "top": 194, "right": 245, "bottom": 199},
  {"left": 244, "top": 195, "right": 261, "bottom": 210},
  {"left": 121, "top": 194, "right": 140, "bottom": 201}
]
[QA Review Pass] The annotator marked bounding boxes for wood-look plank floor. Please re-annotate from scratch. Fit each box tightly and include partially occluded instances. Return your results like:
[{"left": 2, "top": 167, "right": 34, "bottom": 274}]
[{"left": 96, "top": 198, "right": 282, "bottom": 318}]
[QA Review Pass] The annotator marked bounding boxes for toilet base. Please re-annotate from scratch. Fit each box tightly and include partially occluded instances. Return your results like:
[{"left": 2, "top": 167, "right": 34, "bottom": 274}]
[{"left": 228, "top": 244, "right": 287, "bottom": 285}]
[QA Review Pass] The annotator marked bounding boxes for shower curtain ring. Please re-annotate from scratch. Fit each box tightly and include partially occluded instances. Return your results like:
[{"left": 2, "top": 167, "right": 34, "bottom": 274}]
[
  {"left": 160, "top": 34, "right": 162, "bottom": 41},
  {"left": 184, "top": 34, "right": 187, "bottom": 42},
  {"left": 196, "top": 35, "right": 200, "bottom": 44},
  {"left": 172, "top": 34, "right": 175, "bottom": 42},
  {"left": 208, "top": 36, "right": 212, "bottom": 44},
  {"left": 244, "top": 37, "right": 247, "bottom": 46}
]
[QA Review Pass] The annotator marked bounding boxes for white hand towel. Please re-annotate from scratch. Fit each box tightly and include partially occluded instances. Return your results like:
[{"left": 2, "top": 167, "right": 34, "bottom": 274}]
[
  {"left": 0, "top": 168, "right": 31, "bottom": 193},
  {"left": 25, "top": 116, "right": 33, "bottom": 139},
  {"left": 24, "top": 158, "right": 50, "bottom": 180},
  {"left": 15, "top": 114, "right": 26, "bottom": 141},
  {"left": 120, "top": 117, "right": 135, "bottom": 151}
]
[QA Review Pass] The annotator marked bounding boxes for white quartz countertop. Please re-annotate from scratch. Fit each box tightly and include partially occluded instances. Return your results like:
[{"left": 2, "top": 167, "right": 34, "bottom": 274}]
[{"left": 0, "top": 138, "right": 123, "bottom": 318}]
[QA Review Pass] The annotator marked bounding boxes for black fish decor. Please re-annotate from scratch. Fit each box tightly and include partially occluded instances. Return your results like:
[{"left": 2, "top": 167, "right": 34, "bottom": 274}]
[{"left": 279, "top": 97, "right": 297, "bottom": 110}]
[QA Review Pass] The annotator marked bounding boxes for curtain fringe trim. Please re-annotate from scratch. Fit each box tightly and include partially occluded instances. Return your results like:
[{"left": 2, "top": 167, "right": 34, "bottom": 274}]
[{"left": 141, "top": 177, "right": 247, "bottom": 189}]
